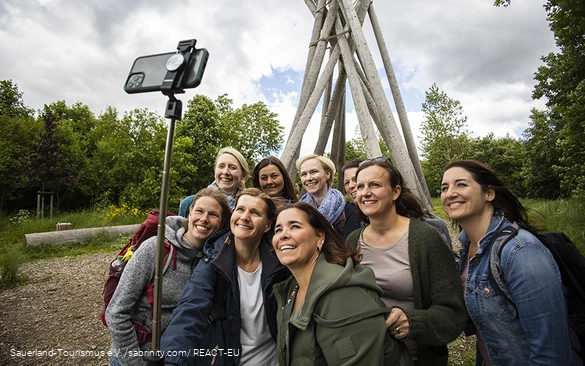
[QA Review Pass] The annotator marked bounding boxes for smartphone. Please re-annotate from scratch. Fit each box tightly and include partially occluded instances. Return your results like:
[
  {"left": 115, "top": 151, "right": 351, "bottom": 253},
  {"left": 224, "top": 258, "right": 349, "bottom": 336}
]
[{"left": 124, "top": 48, "right": 209, "bottom": 94}]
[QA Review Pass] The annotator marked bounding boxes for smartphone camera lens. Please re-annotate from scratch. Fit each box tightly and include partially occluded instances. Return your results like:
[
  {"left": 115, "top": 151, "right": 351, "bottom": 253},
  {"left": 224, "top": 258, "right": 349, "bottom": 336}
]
[{"left": 126, "top": 74, "right": 144, "bottom": 89}]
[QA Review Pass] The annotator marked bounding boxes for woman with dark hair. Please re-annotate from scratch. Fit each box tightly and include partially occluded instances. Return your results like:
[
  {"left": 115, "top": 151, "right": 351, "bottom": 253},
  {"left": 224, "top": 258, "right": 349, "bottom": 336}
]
[
  {"left": 162, "top": 188, "right": 290, "bottom": 366},
  {"left": 441, "top": 160, "right": 580, "bottom": 365},
  {"left": 106, "top": 188, "right": 231, "bottom": 366},
  {"left": 272, "top": 201, "right": 413, "bottom": 366},
  {"left": 340, "top": 159, "right": 363, "bottom": 203},
  {"left": 296, "top": 154, "right": 360, "bottom": 239},
  {"left": 346, "top": 157, "right": 466, "bottom": 366},
  {"left": 252, "top": 156, "right": 298, "bottom": 206}
]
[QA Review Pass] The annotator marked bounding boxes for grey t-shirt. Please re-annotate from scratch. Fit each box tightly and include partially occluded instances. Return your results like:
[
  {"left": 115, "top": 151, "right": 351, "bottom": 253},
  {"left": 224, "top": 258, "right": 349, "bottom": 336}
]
[{"left": 359, "top": 230, "right": 418, "bottom": 358}]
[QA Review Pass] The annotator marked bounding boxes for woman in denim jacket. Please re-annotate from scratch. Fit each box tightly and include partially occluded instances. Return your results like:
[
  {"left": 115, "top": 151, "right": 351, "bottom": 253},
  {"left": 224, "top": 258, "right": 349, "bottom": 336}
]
[{"left": 441, "top": 160, "right": 581, "bottom": 365}]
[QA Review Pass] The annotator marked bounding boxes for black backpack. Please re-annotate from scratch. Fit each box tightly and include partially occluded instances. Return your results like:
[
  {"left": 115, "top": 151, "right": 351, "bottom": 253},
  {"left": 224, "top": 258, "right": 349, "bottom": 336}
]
[{"left": 489, "top": 223, "right": 585, "bottom": 358}]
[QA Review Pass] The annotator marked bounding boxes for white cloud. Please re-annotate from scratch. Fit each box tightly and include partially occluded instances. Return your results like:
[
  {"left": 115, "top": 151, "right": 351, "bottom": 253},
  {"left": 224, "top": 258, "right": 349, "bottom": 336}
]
[{"left": 0, "top": 0, "right": 557, "bottom": 163}]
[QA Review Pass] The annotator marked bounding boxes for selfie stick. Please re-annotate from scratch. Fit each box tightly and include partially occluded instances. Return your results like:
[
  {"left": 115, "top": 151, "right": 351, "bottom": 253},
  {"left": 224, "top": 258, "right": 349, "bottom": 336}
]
[{"left": 147, "top": 39, "right": 197, "bottom": 366}]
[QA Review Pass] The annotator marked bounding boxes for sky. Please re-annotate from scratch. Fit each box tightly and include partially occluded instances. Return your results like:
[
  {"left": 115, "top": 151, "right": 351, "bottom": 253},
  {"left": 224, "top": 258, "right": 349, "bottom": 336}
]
[{"left": 0, "top": 0, "right": 557, "bottom": 158}]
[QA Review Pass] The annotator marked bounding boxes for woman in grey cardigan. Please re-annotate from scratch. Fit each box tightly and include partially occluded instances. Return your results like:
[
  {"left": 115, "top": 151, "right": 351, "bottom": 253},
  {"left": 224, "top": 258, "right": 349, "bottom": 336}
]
[
  {"left": 106, "top": 188, "right": 231, "bottom": 366},
  {"left": 345, "top": 157, "right": 466, "bottom": 366}
]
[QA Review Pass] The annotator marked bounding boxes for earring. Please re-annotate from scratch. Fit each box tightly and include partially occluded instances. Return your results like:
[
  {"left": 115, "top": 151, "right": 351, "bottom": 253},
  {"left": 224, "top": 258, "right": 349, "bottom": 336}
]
[{"left": 317, "top": 240, "right": 324, "bottom": 252}]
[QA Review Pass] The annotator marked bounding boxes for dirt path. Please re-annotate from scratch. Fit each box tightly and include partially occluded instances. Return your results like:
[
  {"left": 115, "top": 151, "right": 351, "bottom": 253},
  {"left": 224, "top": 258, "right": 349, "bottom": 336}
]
[
  {"left": 0, "top": 252, "right": 116, "bottom": 366},
  {"left": 0, "top": 232, "right": 474, "bottom": 366}
]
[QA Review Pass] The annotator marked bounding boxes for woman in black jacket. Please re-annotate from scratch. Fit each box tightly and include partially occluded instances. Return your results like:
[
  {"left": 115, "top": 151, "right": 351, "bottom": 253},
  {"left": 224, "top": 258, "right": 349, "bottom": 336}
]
[{"left": 161, "top": 188, "right": 290, "bottom": 366}]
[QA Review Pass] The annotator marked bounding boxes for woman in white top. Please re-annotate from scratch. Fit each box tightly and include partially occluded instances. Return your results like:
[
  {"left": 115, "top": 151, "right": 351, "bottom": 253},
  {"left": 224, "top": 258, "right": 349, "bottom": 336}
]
[{"left": 162, "top": 188, "right": 290, "bottom": 366}]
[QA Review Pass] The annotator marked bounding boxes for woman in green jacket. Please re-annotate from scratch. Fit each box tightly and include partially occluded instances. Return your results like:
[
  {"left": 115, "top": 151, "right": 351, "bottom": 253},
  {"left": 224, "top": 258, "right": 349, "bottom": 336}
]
[
  {"left": 272, "top": 201, "right": 413, "bottom": 366},
  {"left": 345, "top": 157, "right": 466, "bottom": 366}
]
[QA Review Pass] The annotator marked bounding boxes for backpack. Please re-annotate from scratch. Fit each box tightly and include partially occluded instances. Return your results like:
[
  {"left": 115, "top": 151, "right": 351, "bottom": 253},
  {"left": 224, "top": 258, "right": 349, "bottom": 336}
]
[
  {"left": 100, "top": 209, "right": 177, "bottom": 334},
  {"left": 489, "top": 223, "right": 585, "bottom": 358}
]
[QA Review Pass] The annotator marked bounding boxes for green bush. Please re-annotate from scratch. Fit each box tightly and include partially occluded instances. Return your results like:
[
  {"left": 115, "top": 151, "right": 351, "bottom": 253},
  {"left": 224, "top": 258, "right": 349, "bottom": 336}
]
[{"left": 0, "top": 248, "right": 29, "bottom": 290}]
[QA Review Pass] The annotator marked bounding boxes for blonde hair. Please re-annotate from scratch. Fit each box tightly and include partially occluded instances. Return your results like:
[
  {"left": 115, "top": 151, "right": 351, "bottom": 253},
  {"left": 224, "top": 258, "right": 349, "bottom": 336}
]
[
  {"left": 215, "top": 147, "right": 249, "bottom": 190},
  {"left": 296, "top": 154, "right": 336, "bottom": 187}
]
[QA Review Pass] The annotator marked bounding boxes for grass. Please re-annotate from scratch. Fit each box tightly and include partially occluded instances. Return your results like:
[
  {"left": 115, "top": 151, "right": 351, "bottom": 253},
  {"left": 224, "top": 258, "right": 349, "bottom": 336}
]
[
  {"left": 0, "top": 205, "right": 147, "bottom": 290},
  {"left": 431, "top": 197, "right": 585, "bottom": 254}
]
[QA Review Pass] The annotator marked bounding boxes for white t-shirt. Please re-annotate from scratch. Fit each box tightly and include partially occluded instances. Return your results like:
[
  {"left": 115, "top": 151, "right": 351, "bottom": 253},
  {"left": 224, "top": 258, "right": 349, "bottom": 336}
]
[{"left": 237, "top": 262, "right": 278, "bottom": 366}]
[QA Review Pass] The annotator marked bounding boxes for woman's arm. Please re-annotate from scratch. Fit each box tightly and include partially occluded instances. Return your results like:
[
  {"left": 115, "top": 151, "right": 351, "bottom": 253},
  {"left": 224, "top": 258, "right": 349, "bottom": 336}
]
[
  {"left": 502, "top": 236, "right": 574, "bottom": 364},
  {"left": 160, "top": 260, "right": 218, "bottom": 366},
  {"left": 105, "top": 239, "right": 157, "bottom": 366}
]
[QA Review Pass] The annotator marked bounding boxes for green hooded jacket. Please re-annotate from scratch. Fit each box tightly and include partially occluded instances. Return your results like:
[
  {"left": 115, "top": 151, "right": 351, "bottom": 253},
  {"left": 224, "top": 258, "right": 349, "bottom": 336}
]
[{"left": 273, "top": 254, "right": 414, "bottom": 366}]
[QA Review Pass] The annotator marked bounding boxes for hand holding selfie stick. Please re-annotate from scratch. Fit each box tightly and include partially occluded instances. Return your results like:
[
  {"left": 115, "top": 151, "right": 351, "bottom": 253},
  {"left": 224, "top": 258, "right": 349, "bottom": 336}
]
[{"left": 124, "top": 39, "right": 209, "bottom": 366}]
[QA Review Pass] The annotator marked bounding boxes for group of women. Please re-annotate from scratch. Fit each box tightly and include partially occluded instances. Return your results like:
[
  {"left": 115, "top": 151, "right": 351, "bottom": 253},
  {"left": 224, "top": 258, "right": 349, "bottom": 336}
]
[{"left": 106, "top": 146, "right": 582, "bottom": 366}]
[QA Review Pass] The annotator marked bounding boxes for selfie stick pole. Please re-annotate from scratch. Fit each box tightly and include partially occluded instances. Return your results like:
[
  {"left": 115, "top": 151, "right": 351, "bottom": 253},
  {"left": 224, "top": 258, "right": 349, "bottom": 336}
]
[{"left": 147, "top": 39, "right": 195, "bottom": 366}]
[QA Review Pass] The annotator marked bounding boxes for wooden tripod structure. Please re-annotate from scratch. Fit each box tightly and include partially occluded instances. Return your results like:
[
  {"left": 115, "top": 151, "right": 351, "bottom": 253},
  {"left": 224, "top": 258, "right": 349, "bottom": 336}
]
[{"left": 279, "top": 0, "right": 432, "bottom": 209}]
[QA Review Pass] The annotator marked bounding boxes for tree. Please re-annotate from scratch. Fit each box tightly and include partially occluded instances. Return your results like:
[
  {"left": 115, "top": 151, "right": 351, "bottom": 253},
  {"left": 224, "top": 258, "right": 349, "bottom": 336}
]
[
  {"left": 468, "top": 133, "right": 526, "bottom": 196},
  {"left": 522, "top": 109, "right": 562, "bottom": 198},
  {"left": 0, "top": 80, "right": 33, "bottom": 118},
  {"left": 0, "top": 81, "right": 39, "bottom": 212},
  {"left": 345, "top": 131, "right": 390, "bottom": 163},
  {"left": 531, "top": 0, "right": 585, "bottom": 198},
  {"left": 420, "top": 83, "right": 471, "bottom": 196},
  {"left": 84, "top": 107, "right": 167, "bottom": 209},
  {"left": 175, "top": 94, "right": 284, "bottom": 197}
]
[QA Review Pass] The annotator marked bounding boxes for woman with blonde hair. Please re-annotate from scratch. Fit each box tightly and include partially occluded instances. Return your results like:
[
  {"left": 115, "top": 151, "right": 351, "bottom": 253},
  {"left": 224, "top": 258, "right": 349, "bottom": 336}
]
[
  {"left": 296, "top": 154, "right": 359, "bottom": 238},
  {"left": 179, "top": 147, "right": 249, "bottom": 216}
]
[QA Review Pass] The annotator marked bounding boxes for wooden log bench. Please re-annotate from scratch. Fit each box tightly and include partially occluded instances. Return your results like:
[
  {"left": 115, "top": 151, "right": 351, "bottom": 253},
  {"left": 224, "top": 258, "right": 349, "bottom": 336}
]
[{"left": 24, "top": 224, "right": 141, "bottom": 247}]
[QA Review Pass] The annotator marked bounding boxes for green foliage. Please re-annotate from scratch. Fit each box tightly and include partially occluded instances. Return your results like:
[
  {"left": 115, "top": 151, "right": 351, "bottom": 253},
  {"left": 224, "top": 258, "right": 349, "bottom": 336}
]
[
  {"left": 0, "top": 248, "right": 28, "bottom": 291},
  {"left": 530, "top": 0, "right": 585, "bottom": 198},
  {"left": 420, "top": 83, "right": 472, "bottom": 196},
  {"left": 493, "top": 0, "right": 511, "bottom": 7},
  {"left": 524, "top": 198, "right": 585, "bottom": 254},
  {"left": 344, "top": 132, "right": 390, "bottom": 162},
  {"left": 0, "top": 81, "right": 40, "bottom": 213},
  {"left": 468, "top": 133, "right": 526, "bottom": 196},
  {"left": 522, "top": 109, "right": 562, "bottom": 198},
  {"left": 175, "top": 94, "right": 284, "bottom": 198}
]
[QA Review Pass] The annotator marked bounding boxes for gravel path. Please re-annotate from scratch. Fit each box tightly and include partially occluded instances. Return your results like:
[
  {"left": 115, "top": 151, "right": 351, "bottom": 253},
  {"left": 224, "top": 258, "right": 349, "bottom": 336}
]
[
  {"left": 0, "top": 230, "right": 475, "bottom": 365},
  {"left": 0, "top": 252, "right": 115, "bottom": 366}
]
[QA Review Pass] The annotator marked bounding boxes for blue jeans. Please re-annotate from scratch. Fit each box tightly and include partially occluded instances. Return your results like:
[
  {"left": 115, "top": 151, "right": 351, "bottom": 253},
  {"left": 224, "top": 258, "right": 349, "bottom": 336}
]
[{"left": 109, "top": 356, "right": 121, "bottom": 366}]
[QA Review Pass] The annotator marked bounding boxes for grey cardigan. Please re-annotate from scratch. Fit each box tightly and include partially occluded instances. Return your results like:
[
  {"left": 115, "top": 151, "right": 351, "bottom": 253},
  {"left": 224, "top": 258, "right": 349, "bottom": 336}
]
[{"left": 105, "top": 216, "right": 202, "bottom": 366}]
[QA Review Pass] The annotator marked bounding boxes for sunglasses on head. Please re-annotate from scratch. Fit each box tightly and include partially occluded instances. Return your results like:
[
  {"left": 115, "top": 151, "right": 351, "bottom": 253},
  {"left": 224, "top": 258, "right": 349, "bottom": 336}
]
[{"left": 359, "top": 156, "right": 391, "bottom": 166}]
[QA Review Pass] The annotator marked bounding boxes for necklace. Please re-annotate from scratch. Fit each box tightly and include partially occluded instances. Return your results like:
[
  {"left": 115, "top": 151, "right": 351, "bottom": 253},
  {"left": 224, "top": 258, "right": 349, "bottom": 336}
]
[{"left": 281, "top": 283, "right": 299, "bottom": 310}]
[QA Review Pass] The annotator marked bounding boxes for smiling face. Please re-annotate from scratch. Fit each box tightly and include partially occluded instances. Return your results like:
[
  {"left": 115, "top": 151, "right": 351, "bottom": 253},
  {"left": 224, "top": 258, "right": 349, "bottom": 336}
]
[
  {"left": 258, "top": 164, "right": 285, "bottom": 198},
  {"left": 272, "top": 207, "right": 324, "bottom": 271},
  {"left": 440, "top": 166, "right": 495, "bottom": 225},
  {"left": 230, "top": 194, "right": 271, "bottom": 243},
  {"left": 184, "top": 196, "right": 223, "bottom": 247},
  {"left": 299, "top": 158, "right": 330, "bottom": 197},
  {"left": 215, "top": 153, "right": 244, "bottom": 196},
  {"left": 343, "top": 167, "right": 358, "bottom": 202},
  {"left": 355, "top": 165, "right": 401, "bottom": 219}
]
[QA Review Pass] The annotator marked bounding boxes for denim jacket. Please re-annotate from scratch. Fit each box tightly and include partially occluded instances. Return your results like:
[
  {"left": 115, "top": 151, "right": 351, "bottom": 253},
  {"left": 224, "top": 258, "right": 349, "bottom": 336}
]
[{"left": 458, "top": 214, "right": 579, "bottom": 365}]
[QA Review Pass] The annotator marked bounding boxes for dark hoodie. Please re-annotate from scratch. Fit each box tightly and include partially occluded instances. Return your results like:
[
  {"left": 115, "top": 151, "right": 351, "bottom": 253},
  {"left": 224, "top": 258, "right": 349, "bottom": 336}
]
[{"left": 273, "top": 254, "right": 414, "bottom": 366}]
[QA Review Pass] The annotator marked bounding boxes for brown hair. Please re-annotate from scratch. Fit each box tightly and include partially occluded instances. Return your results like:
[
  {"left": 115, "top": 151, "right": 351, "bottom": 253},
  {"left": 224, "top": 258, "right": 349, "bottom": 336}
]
[
  {"left": 276, "top": 202, "right": 362, "bottom": 265},
  {"left": 252, "top": 156, "right": 298, "bottom": 202},
  {"left": 183, "top": 187, "right": 232, "bottom": 230},
  {"left": 442, "top": 160, "right": 540, "bottom": 232},
  {"left": 355, "top": 158, "right": 425, "bottom": 222},
  {"left": 235, "top": 187, "right": 278, "bottom": 238}
]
